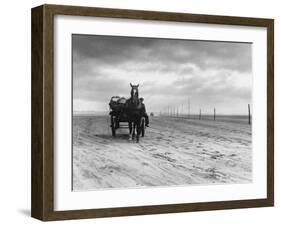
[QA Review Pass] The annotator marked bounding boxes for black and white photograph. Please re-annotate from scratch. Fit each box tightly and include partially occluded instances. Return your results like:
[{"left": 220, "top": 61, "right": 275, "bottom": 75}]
[{"left": 72, "top": 34, "right": 252, "bottom": 191}]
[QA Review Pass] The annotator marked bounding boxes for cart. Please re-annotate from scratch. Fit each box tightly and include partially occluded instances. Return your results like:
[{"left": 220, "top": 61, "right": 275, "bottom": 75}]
[{"left": 109, "top": 96, "right": 145, "bottom": 137}]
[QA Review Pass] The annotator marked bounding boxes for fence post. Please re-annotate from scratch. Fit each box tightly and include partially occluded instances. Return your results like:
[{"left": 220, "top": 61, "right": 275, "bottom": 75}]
[
  {"left": 214, "top": 108, "right": 216, "bottom": 121},
  {"left": 248, "top": 104, "right": 251, "bottom": 125}
]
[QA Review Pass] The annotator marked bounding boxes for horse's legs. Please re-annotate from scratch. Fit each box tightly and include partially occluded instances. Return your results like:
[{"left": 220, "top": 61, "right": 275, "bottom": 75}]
[
  {"left": 136, "top": 118, "right": 141, "bottom": 143},
  {"left": 132, "top": 123, "right": 136, "bottom": 139},
  {"left": 128, "top": 122, "right": 132, "bottom": 140}
]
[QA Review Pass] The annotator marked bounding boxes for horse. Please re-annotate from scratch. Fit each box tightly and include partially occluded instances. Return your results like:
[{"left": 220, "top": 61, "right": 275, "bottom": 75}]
[{"left": 127, "top": 83, "right": 143, "bottom": 142}]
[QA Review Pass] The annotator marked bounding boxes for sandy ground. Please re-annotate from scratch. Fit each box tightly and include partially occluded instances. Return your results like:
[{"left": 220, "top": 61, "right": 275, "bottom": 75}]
[{"left": 72, "top": 115, "right": 252, "bottom": 190}]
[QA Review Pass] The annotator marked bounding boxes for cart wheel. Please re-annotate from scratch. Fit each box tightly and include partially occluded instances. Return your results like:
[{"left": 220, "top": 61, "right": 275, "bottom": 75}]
[
  {"left": 141, "top": 117, "right": 145, "bottom": 137},
  {"left": 111, "top": 116, "right": 116, "bottom": 136}
]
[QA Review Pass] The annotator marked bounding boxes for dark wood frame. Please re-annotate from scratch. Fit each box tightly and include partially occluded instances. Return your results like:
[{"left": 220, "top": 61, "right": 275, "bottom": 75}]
[{"left": 31, "top": 4, "right": 274, "bottom": 221}]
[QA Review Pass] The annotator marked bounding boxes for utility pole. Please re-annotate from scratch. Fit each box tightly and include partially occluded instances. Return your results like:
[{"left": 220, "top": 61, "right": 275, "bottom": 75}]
[
  {"left": 199, "top": 109, "right": 201, "bottom": 120},
  {"left": 248, "top": 104, "right": 251, "bottom": 125},
  {"left": 214, "top": 108, "right": 216, "bottom": 121},
  {"left": 188, "top": 97, "right": 190, "bottom": 119}
]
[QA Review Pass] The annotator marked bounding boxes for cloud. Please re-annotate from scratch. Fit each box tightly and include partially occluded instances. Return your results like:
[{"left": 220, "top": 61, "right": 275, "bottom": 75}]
[
  {"left": 72, "top": 34, "right": 252, "bottom": 114},
  {"left": 73, "top": 35, "right": 251, "bottom": 73}
]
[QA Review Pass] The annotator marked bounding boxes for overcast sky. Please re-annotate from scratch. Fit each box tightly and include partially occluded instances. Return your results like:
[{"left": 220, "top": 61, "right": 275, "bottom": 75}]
[{"left": 73, "top": 34, "right": 252, "bottom": 115}]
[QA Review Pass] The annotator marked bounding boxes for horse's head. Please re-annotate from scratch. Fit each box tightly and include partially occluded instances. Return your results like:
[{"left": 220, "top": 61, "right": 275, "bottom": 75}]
[{"left": 130, "top": 83, "right": 139, "bottom": 104}]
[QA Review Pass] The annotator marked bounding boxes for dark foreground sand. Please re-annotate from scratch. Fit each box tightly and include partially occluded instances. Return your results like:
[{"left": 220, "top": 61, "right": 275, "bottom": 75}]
[{"left": 72, "top": 115, "right": 252, "bottom": 190}]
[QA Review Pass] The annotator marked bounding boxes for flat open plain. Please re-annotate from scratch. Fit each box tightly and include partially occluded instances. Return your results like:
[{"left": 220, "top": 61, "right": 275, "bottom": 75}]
[{"left": 72, "top": 115, "right": 252, "bottom": 190}]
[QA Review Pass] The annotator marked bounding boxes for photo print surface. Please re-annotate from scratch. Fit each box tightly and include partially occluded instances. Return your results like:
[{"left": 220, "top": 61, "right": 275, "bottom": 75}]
[{"left": 72, "top": 34, "right": 252, "bottom": 191}]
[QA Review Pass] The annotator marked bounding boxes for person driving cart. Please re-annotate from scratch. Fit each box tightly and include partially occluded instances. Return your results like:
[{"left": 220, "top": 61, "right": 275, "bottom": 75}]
[{"left": 139, "top": 97, "right": 149, "bottom": 127}]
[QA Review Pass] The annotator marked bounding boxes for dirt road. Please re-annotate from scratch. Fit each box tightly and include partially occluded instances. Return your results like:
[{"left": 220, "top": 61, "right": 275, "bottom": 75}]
[{"left": 72, "top": 115, "right": 252, "bottom": 190}]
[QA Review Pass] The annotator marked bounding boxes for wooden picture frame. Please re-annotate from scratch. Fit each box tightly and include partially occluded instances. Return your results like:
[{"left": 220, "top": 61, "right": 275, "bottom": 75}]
[{"left": 31, "top": 4, "right": 274, "bottom": 221}]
